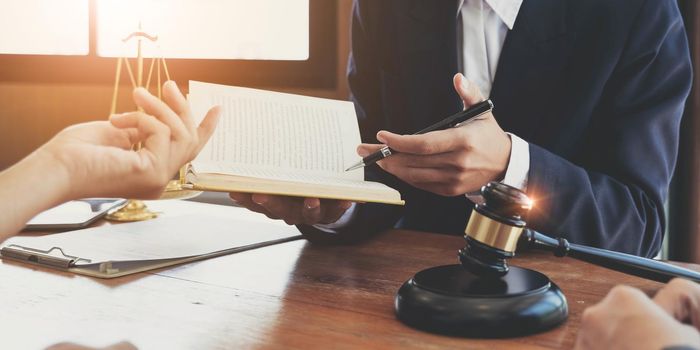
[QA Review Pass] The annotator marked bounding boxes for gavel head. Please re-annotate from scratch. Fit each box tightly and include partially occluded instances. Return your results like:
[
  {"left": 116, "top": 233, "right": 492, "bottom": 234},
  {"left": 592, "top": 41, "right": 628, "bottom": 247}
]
[{"left": 459, "top": 182, "right": 533, "bottom": 277}]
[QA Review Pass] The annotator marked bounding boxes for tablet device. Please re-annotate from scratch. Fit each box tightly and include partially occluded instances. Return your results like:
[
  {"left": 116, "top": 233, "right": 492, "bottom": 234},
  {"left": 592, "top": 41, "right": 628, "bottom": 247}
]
[{"left": 23, "top": 198, "right": 127, "bottom": 231}]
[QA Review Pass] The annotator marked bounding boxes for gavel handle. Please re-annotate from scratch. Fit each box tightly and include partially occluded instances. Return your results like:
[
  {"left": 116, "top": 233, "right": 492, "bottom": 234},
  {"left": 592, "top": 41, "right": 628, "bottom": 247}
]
[{"left": 522, "top": 230, "right": 700, "bottom": 283}]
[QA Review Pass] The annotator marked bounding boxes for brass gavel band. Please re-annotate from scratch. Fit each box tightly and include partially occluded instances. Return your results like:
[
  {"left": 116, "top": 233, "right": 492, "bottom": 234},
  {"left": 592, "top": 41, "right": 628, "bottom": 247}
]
[{"left": 465, "top": 211, "right": 524, "bottom": 253}]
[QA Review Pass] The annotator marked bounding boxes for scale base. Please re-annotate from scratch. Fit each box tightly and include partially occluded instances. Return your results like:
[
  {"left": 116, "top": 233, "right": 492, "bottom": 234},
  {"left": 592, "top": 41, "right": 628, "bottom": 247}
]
[
  {"left": 105, "top": 181, "right": 201, "bottom": 222},
  {"left": 105, "top": 199, "right": 158, "bottom": 222},
  {"left": 395, "top": 264, "right": 568, "bottom": 338},
  {"left": 159, "top": 180, "right": 202, "bottom": 200}
]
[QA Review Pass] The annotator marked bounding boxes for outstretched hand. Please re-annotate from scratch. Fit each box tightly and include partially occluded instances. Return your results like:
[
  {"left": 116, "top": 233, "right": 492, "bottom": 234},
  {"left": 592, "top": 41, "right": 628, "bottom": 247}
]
[
  {"left": 42, "top": 81, "right": 220, "bottom": 200},
  {"left": 0, "top": 81, "right": 221, "bottom": 237}
]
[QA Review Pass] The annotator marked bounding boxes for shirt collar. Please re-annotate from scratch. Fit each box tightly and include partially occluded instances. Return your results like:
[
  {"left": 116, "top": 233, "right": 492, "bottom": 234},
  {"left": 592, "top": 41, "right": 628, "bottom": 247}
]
[
  {"left": 458, "top": 0, "right": 523, "bottom": 30},
  {"left": 486, "top": 0, "right": 523, "bottom": 29}
]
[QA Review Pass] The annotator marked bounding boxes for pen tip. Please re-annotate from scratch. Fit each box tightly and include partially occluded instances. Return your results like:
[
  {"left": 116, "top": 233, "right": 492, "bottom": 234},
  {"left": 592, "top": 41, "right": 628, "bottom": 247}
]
[{"left": 345, "top": 162, "right": 364, "bottom": 172}]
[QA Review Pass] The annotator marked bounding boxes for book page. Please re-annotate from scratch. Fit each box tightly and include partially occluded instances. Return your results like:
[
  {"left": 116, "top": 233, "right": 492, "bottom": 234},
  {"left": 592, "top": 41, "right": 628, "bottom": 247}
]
[
  {"left": 189, "top": 81, "right": 363, "bottom": 181},
  {"left": 193, "top": 162, "right": 392, "bottom": 191}
]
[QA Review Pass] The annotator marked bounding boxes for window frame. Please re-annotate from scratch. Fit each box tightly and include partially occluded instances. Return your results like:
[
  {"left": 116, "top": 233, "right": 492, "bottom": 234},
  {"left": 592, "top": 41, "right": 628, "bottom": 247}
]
[{"left": 0, "top": 0, "right": 337, "bottom": 89}]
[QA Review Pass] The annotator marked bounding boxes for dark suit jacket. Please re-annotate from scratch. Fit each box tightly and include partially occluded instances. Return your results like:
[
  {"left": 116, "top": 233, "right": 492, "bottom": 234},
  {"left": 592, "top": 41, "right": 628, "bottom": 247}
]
[{"left": 301, "top": 0, "right": 692, "bottom": 258}]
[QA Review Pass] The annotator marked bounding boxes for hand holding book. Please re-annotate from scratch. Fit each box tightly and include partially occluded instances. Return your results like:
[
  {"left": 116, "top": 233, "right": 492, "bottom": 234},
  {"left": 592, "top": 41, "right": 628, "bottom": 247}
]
[{"left": 229, "top": 193, "right": 353, "bottom": 226}]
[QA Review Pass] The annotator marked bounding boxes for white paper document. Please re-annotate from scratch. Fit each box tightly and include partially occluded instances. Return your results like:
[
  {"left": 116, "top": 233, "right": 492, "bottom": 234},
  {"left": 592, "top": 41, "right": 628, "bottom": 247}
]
[{"left": 1, "top": 213, "right": 301, "bottom": 278}]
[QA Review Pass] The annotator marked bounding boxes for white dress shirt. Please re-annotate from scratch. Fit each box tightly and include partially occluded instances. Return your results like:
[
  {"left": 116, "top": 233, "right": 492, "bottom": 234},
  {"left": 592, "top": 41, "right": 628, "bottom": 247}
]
[
  {"left": 460, "top": 0, "right": 529, "bottom": 201},
  {"left": 316, "top": 0, "right": 529, "bottom": 231}
]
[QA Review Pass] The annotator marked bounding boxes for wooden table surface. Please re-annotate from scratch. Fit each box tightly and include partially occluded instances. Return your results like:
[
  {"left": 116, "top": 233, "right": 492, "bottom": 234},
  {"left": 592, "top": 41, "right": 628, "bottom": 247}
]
[{"left": 0, "top": 200, "right": 694, "bottom": 350}]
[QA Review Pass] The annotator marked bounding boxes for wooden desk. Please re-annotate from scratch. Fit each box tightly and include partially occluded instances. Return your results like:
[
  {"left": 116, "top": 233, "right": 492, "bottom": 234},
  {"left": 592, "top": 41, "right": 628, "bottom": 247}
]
[{"left": 0, "top": 200, "right": 695, "bottom": 349}]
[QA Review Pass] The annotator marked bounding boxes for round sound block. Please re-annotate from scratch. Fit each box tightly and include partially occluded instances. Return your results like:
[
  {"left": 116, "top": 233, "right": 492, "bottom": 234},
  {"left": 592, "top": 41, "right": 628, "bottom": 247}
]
[{"left": 395, "top": 264, "right": 568, "bottom": 338}]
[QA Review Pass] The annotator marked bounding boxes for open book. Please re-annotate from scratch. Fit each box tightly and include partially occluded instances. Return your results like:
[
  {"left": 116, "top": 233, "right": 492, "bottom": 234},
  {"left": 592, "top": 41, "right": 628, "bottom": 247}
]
[{"left": 186, "top": 81, "right": 404, "bottom": 205}]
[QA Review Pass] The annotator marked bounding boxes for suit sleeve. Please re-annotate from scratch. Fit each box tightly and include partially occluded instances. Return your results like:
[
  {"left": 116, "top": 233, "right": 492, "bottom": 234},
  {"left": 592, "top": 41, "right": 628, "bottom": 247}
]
[
  {"left": 526, "top": 0, "right": 692, "bottom": 257},
  {"left": 298, "top": 0, "right": 406, "bottom": 244}
]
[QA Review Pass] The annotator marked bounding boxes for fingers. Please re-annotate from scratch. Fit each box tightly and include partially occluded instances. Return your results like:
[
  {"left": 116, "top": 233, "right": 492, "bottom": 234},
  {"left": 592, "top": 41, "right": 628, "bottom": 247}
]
[
  {"left": 376, "top": 129, "right": 463, "bottom": 155},
  {"left": 109, "top": 112, "right": 170, "bottom": 162},
  {"left": 160, "top": 80, "right": 219, "bottom": 145},
  {"left": 251, "top": 194, "right": 304, "bottom": 225},
  {"left": 161, "top": 80, "right": 193, "bottom": 129},
  {"left": 87, "top": 119, "right": 139, "bottom": 149},
  {"left": 132, "top": 83, "right": 220, "bottom": 166},
  {"left": 110, "top": 112, "right": 166, "bottom": 137},
  {"left": 114, "top": 127, "right": 142, "bottom": 149},
  {"left": 322, "top": 200, "right": 353, "bottom": 224},
  {"left": 377, "top": 161, "right": 448, "bottom": 183},
  {"left": 298, "top": 198, "right": 353, "bottom": 225},
  {"left": 357, "top": 143, "right": 385, "bottom": 157},
  {"left": 133, "top": 86, "right": 189, "bottom": 140},
  {"left": 232, "top": 193, "right": 293, "bottom": 221},
  {"left": 301, "top": 198, "right": 322, "bottom": 223},
  {"left": 359, "top": 140, "right": 475, "bottom": 196},
  {"left": 195, "top": 105, "right": 222, "bottom": 155},
  {"left": 375, "top": 156, "right": 467, "bottom": 196},
  {"left": 577, "top": 284, "right": 700, "bottom": 350},
  {"left": 229, "top": 193, "right": 352, "bottom": 225},
  {"left": 229, "top": 192, "right": 271, "bottom": 215},
  {"left": 579, "top": 285, "right": 648, "bottom": 337},
  {"left": 359, "top": 143, "right": 457, "bottom": 170},
  {"left": 375, "top": 150, "right": 468, "bottom": 170},
  {"left": 103, "top": 342, "right": 138, "bottom": 350},
  {"left": 653, "top": 278, "right": 700, "bottom": 328},
  {"left": 453, "top": 73, "right": 485, "bottom": 108}
]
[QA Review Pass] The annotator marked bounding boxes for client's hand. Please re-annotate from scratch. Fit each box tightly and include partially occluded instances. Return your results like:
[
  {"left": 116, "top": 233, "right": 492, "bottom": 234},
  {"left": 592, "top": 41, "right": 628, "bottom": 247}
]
[
  {"left": 42, "top": 81, "right": 220, "bottom": 199},
  {"left": 228, "top": 193, "right": 353, "bottom": 226},
  {"left": 574, "top": 279, "right": 700, "bottom": 350},
  {"left": 357, "top": 73, "right": 511, "bottom": 196},
  {"left": 653, "top": 277, "right": 700, "bottom": 328}
]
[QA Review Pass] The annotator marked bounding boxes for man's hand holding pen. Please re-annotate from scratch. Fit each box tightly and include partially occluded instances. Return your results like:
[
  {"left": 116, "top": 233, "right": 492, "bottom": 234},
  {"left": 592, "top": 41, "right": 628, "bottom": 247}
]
[
  {"left": 228, "top": 73, "right": 512, "bottom": 227},
  {"left": 357, "top": 73, "right": 512, "bottom": 197}
]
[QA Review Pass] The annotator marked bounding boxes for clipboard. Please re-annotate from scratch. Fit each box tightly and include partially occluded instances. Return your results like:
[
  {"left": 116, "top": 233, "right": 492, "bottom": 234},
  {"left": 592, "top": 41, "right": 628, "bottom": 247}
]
[{"left": 0, "top": 213, "right": 302, "bottom": 278}]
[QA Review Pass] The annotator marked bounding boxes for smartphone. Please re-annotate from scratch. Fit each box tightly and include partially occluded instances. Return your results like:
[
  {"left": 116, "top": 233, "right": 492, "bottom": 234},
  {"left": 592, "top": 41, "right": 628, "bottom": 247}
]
[{"left": 23, "top": 198, "right": 128, "bottom": 231}]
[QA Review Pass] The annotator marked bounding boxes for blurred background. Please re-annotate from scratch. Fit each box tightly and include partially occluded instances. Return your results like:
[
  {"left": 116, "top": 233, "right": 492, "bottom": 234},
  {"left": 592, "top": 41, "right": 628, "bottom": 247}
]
[{"left": 0, "top": 0, "right": 351, "bottom": 169}]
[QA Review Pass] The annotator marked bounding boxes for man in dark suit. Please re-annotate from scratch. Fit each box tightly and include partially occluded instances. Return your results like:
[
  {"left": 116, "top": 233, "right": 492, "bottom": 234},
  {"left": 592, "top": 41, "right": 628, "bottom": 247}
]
[{"left": 230, "top": 0, "right": 692, "bottom": 258}]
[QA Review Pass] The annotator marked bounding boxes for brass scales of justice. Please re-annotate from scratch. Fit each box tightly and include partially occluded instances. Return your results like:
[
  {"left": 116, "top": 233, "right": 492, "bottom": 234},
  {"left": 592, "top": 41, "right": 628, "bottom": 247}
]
[{"left": 105, "top": 24, "right": 201, "bottom": 222}]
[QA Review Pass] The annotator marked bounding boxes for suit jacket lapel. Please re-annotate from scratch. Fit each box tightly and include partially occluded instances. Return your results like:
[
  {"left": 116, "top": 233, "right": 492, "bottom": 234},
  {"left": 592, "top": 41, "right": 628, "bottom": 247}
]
[
  {"left": 391, "top": 0, "right": 574, "bottom": 143},
  {"left": 490, "top": 0, "right": 573, "bottom": 142},
  {"left": 393, "top": 0, "right": 464, "bottom": 134}
]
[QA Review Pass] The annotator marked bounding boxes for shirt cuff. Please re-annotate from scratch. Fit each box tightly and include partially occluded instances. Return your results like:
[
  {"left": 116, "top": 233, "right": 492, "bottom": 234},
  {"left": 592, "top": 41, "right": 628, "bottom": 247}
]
[
  {"left": 466, "top": 133, "right": 529, "bottom": 203},
  {"left": 312, "top": 202, "right": 358, "bottom": 233},
  {"left": 502, "top": 132, "right": 530, "bottom": 191}
]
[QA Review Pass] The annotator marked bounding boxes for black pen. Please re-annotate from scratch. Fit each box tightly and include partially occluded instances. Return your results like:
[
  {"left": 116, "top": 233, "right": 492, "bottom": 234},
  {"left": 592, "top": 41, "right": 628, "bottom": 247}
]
[{"left": 345, "top": 99, "right": 494, "bottom": 171}]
